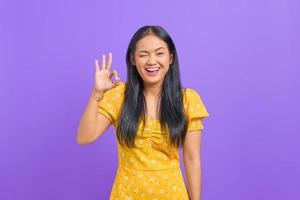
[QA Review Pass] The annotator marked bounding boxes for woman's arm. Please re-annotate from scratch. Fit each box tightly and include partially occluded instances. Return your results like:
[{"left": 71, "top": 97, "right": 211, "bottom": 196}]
[
  {"left": 76, "top": 53, "right": 120, "bottom": 145},
  {"left": 76, "top": 89, "right": 111, "bottom": 145},
  {"left": 183, "top": 130, "right": 203, "bottom": 200}
]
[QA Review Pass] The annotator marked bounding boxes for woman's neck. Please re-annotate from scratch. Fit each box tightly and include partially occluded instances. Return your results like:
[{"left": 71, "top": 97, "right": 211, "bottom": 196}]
[
  {"left": 143, "top": 82, "right": 162, "bottom": 100},
  {"left": 143, "top": 82, "right": 162, "bottom": 119}
]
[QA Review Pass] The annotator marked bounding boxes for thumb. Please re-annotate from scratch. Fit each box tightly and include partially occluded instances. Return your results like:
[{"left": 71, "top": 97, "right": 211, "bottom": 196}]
[
  {"left": 112, "top": 78, "right": 121, "bottom": 87},
  {"left": 110, "top": 69, "right": 120, "bottom": 80}
]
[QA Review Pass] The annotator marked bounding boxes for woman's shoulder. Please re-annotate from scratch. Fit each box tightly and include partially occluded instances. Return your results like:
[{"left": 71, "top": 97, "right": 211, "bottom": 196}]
[
  {"left": 97, "top": 82, "right": 126, "bottom": 125},
  {"left": 102, "top": 81, "right": 126, "bottom": 97},
  {"left": 182, "top": 87, "right": 209, "bottom": 118},
  {"left": 182, "top": 87, "right": 201, "bottom": 102},
  {"left": 100, "top": 82, "right": 126, "bottom": 109}
]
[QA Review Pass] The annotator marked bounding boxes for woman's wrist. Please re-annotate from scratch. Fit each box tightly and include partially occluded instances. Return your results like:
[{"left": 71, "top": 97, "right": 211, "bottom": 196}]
[{"left": 91, "top": 88, "right": 104, "bottom": 102}]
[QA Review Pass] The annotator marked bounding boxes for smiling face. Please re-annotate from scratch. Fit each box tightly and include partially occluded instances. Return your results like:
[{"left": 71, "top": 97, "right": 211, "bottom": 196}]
[{"left": 131, "top": 34, "right": 173, "bottom": 87}]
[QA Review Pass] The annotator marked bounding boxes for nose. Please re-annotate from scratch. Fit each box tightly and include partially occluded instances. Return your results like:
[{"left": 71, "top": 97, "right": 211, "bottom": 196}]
[{"left": 147, "top": 55, "right": 157, "bottom": 65}]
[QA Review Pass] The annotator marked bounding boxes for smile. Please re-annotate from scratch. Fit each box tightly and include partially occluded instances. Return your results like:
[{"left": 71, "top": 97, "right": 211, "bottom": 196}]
[
  {"left": 144, "top": 67, "right": 161, "bottom": 76},
  {"left": 145, "top": 67, "right": 160, "bottom": 72}
]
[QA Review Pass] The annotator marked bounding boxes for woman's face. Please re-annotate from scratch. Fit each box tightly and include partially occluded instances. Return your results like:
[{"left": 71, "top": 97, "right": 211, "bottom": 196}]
[{"left": 131, "top": 34, "right": 173, "bottom": 86}]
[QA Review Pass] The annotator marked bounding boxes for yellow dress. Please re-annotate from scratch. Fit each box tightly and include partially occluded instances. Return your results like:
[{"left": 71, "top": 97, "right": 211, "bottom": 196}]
[{"left": 97, "top": 82, "right": 209, "bottom": 200}]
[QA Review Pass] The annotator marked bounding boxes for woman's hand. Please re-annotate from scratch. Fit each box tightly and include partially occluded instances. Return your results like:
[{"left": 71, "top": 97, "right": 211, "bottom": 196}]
[{"left": 93, "top": 52, "right": 121, "bottom": 94}]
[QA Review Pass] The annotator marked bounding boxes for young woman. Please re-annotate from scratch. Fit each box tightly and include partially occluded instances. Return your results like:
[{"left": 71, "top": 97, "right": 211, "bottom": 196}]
[{"left": 76, "top": 26, "right": 209, "bottom": 200}]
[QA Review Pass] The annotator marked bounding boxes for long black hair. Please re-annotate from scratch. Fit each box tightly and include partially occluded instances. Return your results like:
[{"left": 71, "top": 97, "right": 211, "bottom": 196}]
[{"left": 116, "top": 25, "right": 187, "bottom": 149}]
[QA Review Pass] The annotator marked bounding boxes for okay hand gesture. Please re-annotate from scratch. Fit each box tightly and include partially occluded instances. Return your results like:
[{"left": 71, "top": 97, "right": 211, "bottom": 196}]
[{"left": 93, "top": 52, "right": 121, "bottom": 94}]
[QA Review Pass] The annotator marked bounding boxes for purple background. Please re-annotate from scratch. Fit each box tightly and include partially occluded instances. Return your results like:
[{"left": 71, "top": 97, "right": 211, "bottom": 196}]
[{"left": 1, "top": 0, "right": 299, "bottom": 199}]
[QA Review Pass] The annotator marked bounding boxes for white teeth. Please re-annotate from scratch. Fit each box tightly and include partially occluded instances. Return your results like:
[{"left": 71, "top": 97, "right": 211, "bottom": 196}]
[{"left": 145, "top": 67, "right": 160, "bottom": 72}]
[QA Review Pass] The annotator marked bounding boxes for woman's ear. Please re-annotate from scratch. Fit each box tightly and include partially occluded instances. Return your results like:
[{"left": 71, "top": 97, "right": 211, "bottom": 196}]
[
  {"left": 130, "top": 54, "right": 135, "bottom": 65},
  {"left": 170, "top": 53, "right": 173, "bottom": 64}
]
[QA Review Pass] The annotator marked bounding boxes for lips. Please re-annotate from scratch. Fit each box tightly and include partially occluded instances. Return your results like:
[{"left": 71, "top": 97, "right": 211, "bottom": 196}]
[
  {"left": 144, "top": 66, "right": 161, "bottom": 76},
  {"left": 145, "top": 67, "right": 160, "bottom": 72}
]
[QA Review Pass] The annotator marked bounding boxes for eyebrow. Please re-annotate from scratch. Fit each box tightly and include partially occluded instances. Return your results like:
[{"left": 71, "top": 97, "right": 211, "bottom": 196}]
[{"left": 137, "top": 47, "right": 165, "bottom": 53}]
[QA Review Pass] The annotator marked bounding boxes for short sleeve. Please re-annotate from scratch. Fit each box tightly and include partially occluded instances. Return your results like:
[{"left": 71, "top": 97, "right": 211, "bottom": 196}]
[
  {"left": 97, "top": 82, "right": 125, "bottom": 125},
  {"left": 184, "top": 89, "right": 209, "bottom": 132}
]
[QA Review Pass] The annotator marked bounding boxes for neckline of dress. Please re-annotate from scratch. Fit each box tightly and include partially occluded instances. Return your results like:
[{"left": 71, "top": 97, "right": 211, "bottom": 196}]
[{"left": 144, "top": 117, "right": 160, "bottom": 122}]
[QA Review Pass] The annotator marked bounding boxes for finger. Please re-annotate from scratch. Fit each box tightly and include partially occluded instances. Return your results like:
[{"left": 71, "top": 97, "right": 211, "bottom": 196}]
[
  {"left": 112, "top": 72, "right": 121, "bottom": 87},
  {"left": 101, "top": 54, "right": 106, "bottom": 70},
  {"left": 113, "top": 79, "right": 121, "bottom": 87},
  {"left": 95, "top": 59, "right": 99, "bottom": 71},
  {"left": 110, "top": 69, "right": 120, "bottom": 81},
  {"left": 106, "top": 52, "right": 112, "bottom": 70}
]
